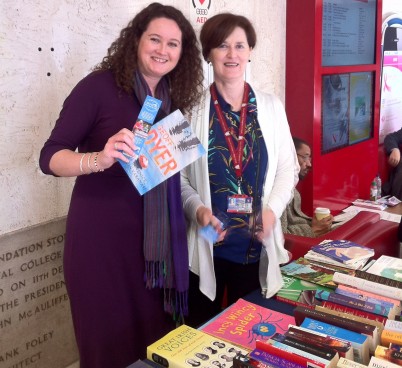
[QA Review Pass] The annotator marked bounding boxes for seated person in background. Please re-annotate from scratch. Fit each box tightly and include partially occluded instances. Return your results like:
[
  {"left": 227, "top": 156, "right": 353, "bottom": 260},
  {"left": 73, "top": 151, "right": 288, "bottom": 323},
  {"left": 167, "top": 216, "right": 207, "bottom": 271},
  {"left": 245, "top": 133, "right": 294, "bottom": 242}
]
[
  {"left": 384, "top": 127, "right": 402, "bottom": 200},
  {"left": 281, "top": 137, "right": 333, "bottom": 237}
]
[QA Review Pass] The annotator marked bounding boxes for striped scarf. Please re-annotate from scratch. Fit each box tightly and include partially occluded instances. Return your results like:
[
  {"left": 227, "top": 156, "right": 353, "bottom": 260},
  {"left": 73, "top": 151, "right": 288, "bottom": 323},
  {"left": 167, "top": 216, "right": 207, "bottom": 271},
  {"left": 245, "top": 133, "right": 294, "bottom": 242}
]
[{"left": 133, "top": 71, "right": 189, "bottom": 321}]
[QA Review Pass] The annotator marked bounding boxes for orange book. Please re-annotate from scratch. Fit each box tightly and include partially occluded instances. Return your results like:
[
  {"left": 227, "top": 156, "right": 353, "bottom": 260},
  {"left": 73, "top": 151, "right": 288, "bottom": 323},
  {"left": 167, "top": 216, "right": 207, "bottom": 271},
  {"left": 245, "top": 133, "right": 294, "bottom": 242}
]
[{"left": 381, "top": 329, "right": 402, "bottom": 346}]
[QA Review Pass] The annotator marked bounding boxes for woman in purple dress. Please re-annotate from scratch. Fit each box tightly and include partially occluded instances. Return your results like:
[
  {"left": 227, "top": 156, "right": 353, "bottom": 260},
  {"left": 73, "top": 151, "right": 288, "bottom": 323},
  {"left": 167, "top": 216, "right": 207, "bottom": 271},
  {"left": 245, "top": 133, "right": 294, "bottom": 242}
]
[{"left": 39, "top": 3, "right": 203, "bottom": 367}]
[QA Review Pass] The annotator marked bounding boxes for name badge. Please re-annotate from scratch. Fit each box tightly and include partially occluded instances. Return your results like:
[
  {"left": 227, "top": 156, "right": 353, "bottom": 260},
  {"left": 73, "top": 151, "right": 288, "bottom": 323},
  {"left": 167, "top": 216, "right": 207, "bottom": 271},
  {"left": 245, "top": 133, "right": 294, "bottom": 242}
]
[{"left": 227, "top": 194, "right": 253, "bottom": 214}]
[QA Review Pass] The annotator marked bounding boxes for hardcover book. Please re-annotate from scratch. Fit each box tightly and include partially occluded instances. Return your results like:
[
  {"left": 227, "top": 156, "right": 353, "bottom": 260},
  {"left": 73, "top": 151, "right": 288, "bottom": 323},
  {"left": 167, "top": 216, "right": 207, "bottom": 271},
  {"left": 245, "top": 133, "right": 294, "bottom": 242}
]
[
  {"left": 201, "top": 298, "right": 295, "bottom": 350},
  {"left": 119, "top": 109, "right": 206, "bottom": 195},
  {"left": 275, "top": 275, "right": 331, "bottom": 308},
  {"left": 255, "top": 339, "right": 329, "bottom": 368},
  {"left": 280, "top": 258, "right": 353, "bottom": 290},
  {"left": 368, "top": 356, "right": 401, "bottom": 368},
  {"left": 299, "top": 317, "right": 370, "bottom": 365},
  {"left": 147, "top": 324, "right": 248, "bottom": 368},
  {"left": 332, "top": 272, "right": 402, "bottom": 301},
  {"left": 375, "top": 345, "right": 402, "bottom": 366},
  {"left": 310, "top": 240, "right": 374, "bottom": 265},
  {"left": 285, "top": 325, "right": 354, "bottom": 361},
  {"left": 363, "top": 255, "right": 402, "bottom": 285}
]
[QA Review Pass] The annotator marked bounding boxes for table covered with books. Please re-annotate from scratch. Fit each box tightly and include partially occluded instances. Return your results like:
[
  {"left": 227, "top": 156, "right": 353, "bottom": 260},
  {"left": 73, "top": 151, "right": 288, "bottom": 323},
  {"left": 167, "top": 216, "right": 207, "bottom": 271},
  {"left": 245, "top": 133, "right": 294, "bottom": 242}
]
[{"left": 141, "top": 246, "right": 402, "bottom": 368}]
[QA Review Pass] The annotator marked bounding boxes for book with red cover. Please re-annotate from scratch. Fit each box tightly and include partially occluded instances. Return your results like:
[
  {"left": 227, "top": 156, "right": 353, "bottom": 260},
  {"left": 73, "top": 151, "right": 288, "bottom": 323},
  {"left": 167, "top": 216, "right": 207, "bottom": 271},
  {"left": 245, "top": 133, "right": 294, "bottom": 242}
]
[
  {"left": 318, "top": 300, "right": 387, "bottom": 325},
  {"left": 255, "top": 339, "right": 327, "bottom": 368},
  {"left": 201, "top": 298, "right": 295, "bottom": 351}
]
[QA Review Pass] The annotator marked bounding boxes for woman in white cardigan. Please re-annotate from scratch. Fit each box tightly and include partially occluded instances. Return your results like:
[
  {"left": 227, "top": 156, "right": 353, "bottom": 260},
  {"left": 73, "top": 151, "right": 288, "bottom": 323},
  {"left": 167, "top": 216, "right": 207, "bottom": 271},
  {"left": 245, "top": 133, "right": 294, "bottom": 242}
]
[{"left": 181, "top": 13, "right": 299, "bottom": 327}]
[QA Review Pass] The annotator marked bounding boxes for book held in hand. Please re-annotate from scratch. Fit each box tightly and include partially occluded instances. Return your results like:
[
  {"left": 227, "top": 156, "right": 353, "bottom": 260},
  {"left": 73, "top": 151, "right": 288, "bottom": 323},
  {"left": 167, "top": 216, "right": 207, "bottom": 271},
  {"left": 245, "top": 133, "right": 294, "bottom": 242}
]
[
  {"left": 200, "top": 298, "right": 295, "bottom": 350},
  {"left": 310, "top": 240, "right": 374, "bottom": 265},
  {"left": 119, "top": 109, "right": 206, "bottom": 195},
  {"left": 147, "top": 324, "right": 248, "bottom": 368}
]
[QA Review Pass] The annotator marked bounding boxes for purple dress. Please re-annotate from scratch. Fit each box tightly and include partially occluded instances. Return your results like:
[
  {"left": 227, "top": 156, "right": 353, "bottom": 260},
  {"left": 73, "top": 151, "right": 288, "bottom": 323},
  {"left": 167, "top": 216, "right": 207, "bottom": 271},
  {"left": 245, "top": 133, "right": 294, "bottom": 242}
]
[{"left": 40, "top": 71, "right": 175, "bottom": 368}]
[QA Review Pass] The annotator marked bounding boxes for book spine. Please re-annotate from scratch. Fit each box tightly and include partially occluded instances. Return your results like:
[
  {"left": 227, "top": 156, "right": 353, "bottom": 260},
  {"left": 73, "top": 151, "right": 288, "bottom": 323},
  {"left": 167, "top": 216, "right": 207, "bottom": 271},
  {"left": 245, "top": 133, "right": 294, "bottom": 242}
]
[
  {"left": 250, "top": 348, "right": 304, "bottom": 368},
  {"left": 368, "top": 356, "right": 401, "bottom": 368},
  {"left": 335, "top": 287, "right": 396, "bottom": 309},
  {"left": 385, "top": 319, "right": 402, "bottom": 333},
  {"left": 336, "top": 284, "right": 401, "bottom": 307},
  {"left": 275, "top": 295, "right": 316, "bottom": 309},
  {"left": 332, "top": 272, "right": 402, "bottom": 301},
  {"left": 381, "top": 330, "right": 402, "bottom": 346},
  {"left": 319, "top": 300, "right": 387, "bottom": 324},
  {"left": 270, "top": 333, "right": 338, "bottom": 362},
  {"left": 355, "top": 269, "right": 402, "bottom": 289},
  {"left": 336, "top": 357, "right": 367, "bottom": 368},
  {"left": 315, "top": 289, "right": 393, "bottom": 317},
  {"left": 255, "top": 340, "right": 325, "bottom": 368}
]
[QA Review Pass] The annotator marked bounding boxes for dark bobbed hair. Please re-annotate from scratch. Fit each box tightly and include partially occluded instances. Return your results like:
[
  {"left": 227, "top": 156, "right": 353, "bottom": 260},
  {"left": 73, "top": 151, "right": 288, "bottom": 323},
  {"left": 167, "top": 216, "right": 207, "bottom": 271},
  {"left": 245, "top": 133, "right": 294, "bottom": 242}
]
[
  {"left": 293, "top": 137, "right": 310, "bottom": 151},
  {"left": 200, "top": 13, "right": 257, "bottom": 61},
  {"left": 93, "top": 2, "right": 203, "bottom": 113}
]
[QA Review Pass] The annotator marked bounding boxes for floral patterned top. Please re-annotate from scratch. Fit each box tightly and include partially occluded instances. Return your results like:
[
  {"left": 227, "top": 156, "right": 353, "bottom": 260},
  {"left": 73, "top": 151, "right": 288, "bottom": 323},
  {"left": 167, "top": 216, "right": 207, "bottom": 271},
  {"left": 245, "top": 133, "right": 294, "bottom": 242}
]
[{"left": 208, "top": 84, "right": 268, "bottom": 264}]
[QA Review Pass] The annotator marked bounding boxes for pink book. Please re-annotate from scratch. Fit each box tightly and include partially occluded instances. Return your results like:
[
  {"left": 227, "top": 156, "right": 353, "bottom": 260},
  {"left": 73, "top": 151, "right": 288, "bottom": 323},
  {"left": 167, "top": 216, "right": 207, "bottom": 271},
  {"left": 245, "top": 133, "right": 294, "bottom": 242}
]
[
  {"left": 200, "top": 298, "right": 295, "bottom": 351},
  {"left": 337, "top": 284, "right": 401, "bottom": 307}
]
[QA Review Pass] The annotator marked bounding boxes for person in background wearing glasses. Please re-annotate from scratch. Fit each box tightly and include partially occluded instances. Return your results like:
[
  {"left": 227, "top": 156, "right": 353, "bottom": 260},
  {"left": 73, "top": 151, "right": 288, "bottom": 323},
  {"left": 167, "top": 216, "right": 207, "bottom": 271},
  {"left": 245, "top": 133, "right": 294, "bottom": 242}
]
[{"left": 280, "top": 137, "right": 333, "bottom": 237}]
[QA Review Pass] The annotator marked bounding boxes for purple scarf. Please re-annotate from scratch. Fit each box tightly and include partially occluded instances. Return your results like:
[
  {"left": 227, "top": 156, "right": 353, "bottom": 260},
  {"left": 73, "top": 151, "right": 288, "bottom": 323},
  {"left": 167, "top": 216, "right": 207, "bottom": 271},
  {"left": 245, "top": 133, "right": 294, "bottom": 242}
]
[{"left": 134, "top": 71, "right": 189, "bottom": 321}]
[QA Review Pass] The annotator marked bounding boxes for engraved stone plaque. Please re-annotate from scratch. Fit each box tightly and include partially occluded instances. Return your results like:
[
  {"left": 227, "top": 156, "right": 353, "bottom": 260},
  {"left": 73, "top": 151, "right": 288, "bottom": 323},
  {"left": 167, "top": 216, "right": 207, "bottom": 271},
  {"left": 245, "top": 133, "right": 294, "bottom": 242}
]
[{"left": 0, "top": 217, "right": 78, "bottom": 367}]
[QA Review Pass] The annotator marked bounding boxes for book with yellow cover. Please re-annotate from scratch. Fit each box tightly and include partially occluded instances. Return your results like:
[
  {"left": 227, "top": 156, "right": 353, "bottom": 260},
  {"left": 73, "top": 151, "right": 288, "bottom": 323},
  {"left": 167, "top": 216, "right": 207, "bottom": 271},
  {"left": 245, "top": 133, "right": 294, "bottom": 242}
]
[
  {"left": 147, "top": 324, "right": 249, "bottom": 368},
  {"left": 381, "top": 329, "right": 402, "bottom": 346}
]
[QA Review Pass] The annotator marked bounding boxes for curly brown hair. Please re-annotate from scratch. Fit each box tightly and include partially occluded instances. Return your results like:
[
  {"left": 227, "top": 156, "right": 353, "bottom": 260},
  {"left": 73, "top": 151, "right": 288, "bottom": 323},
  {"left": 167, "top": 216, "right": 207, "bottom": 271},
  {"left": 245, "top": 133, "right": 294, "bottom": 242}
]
[{"left": 93, "top": 2, "right": 203, "bottom": 114}]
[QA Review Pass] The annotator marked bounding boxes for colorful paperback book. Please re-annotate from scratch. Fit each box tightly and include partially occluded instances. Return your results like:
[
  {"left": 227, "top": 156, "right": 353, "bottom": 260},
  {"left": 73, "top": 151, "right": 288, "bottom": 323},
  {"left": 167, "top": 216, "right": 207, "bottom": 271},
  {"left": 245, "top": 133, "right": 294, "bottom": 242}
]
[
  {"left": 285, "top": 325, "right": 354, "bottom": 361},
  {"left": 299, "top": 317, "right": 370, "bottom": 365},
  {"left": 310, "top": 240, "right": 374, "bottom": 265},
  {"left": 249, "top": 348, "right": 305, "bottom": 368},
  {"left": 201, "top": 298, "right": 295, "bottom": 350},
  {"left": 375, "top": 345, "right": 402, "bottom": 366},
  {"left": 332, "top": 272, "right": 402, "bottom": 301},
  {"left": 275, "top": 275, "right": 331, "bottom": 308},
  {"left": 315, "top": 289, "right": 397, "bottom": 319},
  {"left": 303, "top": 250, "right": 368, "bottom": 270},
  {"left": 365, "top": 255, "right": 402, "bottom": 283},
  {"left": 280, "top": 258, "right": 353, "bottom": 289},
  {"left": 119, "top": 109, "right": 206, "bottom": 195},
  {"left": 147, "top": 324, "right": 248, "bottom": 368},
  {"left": 233, "top": 354, "right": 276, "bottom": 368},
  {"left": 381, "top": 329, "right": 402, "bottom": 346}
]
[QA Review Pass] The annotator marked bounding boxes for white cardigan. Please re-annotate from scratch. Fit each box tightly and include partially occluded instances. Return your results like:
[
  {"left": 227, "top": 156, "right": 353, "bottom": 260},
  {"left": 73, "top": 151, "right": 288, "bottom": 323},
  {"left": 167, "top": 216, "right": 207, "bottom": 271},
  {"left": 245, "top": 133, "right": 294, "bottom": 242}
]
[{"left": 181, "top": 88, "right": 299, "bottom": 301}]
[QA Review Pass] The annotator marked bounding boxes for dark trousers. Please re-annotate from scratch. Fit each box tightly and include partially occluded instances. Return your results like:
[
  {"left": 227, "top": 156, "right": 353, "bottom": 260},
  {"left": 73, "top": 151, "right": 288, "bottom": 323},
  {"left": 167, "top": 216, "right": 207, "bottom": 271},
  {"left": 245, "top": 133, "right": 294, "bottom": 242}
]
[{"left": 185, "top": 257, "right": 260, "bottom": 328}]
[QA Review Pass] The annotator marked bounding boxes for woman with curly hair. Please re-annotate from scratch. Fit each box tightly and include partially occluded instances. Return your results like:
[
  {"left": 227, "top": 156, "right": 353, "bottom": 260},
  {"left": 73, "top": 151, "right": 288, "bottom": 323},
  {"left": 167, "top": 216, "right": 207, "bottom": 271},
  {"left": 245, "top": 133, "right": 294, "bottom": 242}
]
[{"left": 39, "top": 3, "right": 203, "bottom": 367}]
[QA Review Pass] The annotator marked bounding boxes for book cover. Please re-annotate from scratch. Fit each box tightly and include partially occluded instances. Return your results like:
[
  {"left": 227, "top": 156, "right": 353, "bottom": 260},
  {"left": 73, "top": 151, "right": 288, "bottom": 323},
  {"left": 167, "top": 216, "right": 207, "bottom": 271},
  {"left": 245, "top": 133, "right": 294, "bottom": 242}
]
[
  {"left": 293, "top": 305, "right": 378, "bottom": 353},
  {"left": 310, "top": 240, "right": 374, "bottom": 265},
  {"left": 364, "top": 255, "right": 402, "bottom": 284},
  {"left": 285, "top": 325, "right": 354, "bottom": 361},
  {"left": 146, "top": 324, "right": 248, "bottom": 368},
  {"left": 375, "top": 345, "right": 402, "bottom": 366},
  {"left": 318, "top": 300, "right": 388, "bottom": 325},
  {"left": 249, "top": 348, "right": 305, "bottom": 368},
  {"left": 354, "top": 269, "right": 402, "bottom": 290},
  {"left": 201, "top": 298, "right": 295, "bottom": 350},
  {"left": 299, "top": 318, "right": 370, "bottom": 365},
  {"left": 368, "top": 356, "right": 401, "bottom": 368},
  {"left": 381, "top": 329, "right": 402, "bottom": 346},
  {"left": 256, "top": 340, "right": 328, "bottom": 368},
  {"left": 233, "top": 354, "right": 276, "bottom": 368},
  {"left": 385, "top": 319, "right": 402, "bottom": 333},
  {"left": 270, "top": 332, "right": 339, "bottom": 365},
  {"left": 119, "top": 109, "right": 206, "bottom": 195},
  {"left": 280, "top": 258, "right": 353, "bottom": 290},
  {"left": 304, "top": 250, "right": 368, "bottom": 271},
  {"left": 335, "top": 357, "right": 367, "bottom": 368},
  {"left": 315, "top": 289, "right": 397, "bottom": 318},
  {"left": 275, "top": 275, "right": 331, "bottom": 308},
  {"left": 332, "top": 272, "right": 402, "bottom": 301}
]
